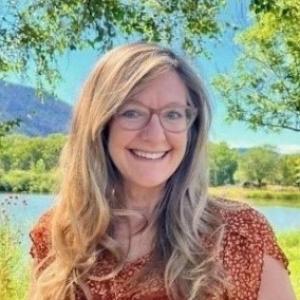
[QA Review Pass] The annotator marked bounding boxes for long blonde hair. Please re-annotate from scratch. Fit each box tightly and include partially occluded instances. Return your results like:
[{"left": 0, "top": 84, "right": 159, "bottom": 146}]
[{"left": 31, "top": 42, "right": 228, "bottom": 300}]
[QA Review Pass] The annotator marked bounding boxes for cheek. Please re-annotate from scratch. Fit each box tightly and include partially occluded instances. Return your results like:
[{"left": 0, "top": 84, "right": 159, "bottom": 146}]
[
  {"left": 166, "top": 133, "right": 188, "bottom": 172},
  {"left": 108, "top": 125, "right": 122, "bottom": 161},
  {"left": 107, "top": 122, "right": 133, "bottom": 165},
  {"left": 170, "top": 132, "right": 188, "bottom": 155}
]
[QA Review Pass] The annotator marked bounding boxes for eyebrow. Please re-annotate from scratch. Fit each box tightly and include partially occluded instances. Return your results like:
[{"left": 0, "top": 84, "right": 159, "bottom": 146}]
[{"left": 124, "top": 99, "right": 188, "bottom": 108}]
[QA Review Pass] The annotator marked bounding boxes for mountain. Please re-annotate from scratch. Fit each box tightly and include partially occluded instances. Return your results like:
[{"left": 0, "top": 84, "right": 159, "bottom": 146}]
[{"left": 0, "top": 81, "right": 72, "bottom": 136}]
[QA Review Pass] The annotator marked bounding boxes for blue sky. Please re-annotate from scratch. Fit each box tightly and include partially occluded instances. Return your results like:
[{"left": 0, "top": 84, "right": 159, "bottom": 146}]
[{"left": 5, "top": 1, "right": 299, "bottom": 153}]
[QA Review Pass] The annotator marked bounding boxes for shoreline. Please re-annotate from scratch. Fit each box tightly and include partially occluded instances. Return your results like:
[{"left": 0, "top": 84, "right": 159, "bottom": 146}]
[{"left": 209, "top": 186, "right": 300, "bottom": 207}]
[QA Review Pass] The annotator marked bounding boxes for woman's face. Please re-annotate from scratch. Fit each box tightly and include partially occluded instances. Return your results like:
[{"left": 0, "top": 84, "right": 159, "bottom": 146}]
[{"left": 108, "top": 70, "right": 188, "bottom": 191}]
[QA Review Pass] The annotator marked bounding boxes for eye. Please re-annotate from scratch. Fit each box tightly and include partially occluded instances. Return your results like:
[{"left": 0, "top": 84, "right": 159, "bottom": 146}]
[
  {"left": 119, "top": 109, "right": 145, "bottom": 119},
  {"left": 164, "top": 109, "right": 184, "bottom": 120}
]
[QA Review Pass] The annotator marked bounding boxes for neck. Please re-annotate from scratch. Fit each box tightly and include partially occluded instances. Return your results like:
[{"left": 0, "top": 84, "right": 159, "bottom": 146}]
[
  {"left": 123, "top": 182, "right": 165, "bottom": 217},
  {"left": 113, "top": 182, "right": 164, "bottom": 240}
]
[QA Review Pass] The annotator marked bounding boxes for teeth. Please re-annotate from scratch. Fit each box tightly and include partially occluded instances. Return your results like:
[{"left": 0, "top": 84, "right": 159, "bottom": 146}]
[{"left": 132, "top": 150, "right": 166, "bottom": 160}]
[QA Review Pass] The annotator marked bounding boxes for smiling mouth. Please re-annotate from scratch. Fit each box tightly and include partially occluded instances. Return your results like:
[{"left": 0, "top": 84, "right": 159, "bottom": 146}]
[{"left": 129, "top": 149, "right": 169, "bottom": 160}]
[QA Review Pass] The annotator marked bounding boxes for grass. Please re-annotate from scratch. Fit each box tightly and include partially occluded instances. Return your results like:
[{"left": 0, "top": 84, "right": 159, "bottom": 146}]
[
  {"left": 0, "top": 195, "right": 30, "bottom": 300},
  {"left": 0, "top": 223, "right": 29, "bottom": 300},
  {"left": 277, "top": 231, "right": 300, "bottom": 298},
  {"left": 209, "top": 185, "right": 300, "bottom": 207}
]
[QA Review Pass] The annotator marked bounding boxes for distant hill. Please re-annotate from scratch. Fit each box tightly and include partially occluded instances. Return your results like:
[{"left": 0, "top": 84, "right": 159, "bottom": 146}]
[{"left": 0, "top": 81, "right": 72, "bottom": 136}]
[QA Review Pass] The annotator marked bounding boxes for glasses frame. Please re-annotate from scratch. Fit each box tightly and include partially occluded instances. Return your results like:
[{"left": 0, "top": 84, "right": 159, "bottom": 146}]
[{"left": 114, "top": 102, "right": 198, "bottom": 133}]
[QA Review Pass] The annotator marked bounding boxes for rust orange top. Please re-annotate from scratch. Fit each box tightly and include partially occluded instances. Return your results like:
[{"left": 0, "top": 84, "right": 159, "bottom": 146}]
[{"left": 29, "top": 203, "right": 288, "bottom": 300}]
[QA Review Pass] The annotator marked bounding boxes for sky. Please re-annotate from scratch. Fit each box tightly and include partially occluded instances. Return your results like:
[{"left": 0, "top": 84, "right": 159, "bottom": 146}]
[{"left": 5, "top": 1, "right": 300, "bottom": 154}]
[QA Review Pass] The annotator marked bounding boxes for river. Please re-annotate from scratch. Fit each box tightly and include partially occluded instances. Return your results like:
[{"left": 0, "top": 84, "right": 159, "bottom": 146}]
[{"left": 1, "top": 193, "right": 300, "bottom": 253}]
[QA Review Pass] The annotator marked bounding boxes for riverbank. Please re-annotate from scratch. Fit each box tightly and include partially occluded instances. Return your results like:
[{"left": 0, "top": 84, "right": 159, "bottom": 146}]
[{"left": 209, "top": 186, "right": 300, "bottom": 207}]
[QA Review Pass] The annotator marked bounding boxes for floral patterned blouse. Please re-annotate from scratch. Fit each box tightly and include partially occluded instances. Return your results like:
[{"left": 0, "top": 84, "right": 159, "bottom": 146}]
[{"left": 29, "top": 202, "right": 289, "bottom": 300}]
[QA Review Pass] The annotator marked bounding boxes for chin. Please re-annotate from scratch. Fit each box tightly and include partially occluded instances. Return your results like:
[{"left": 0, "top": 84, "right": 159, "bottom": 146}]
[{"left": 130, "top": 177, "right": 168, "bottom": 189}]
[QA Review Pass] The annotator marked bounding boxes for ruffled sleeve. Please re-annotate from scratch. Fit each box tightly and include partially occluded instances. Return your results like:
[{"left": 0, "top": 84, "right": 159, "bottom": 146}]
[
  {"left": 221, "top": 206, "right": 289, "bottom": 300},
  {"left": 29, "top": 210, "right": 53, "bottom": 264}
]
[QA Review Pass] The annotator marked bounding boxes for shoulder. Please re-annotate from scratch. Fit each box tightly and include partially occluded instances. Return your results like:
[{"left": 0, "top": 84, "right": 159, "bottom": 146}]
[
  {"left": 29, "top": 209, "right": 54, "bottom": 263},
  {"left": 212, "top": 198, "right": 289, "bottom": 299},
  {"left": 219, "top": 199, "right": 287, "bottom": 267}
]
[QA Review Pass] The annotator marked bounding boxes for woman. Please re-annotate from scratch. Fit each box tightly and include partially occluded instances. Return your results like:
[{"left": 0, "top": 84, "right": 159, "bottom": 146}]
[{"left": 29, "top": 42, "right": 296, "bottom": 300}]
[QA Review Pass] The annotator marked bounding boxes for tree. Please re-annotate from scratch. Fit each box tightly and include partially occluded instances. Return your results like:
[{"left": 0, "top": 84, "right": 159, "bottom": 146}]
[
  {"left": 278, "top": 154, "right": 300, "bottom": 186},
  {"left": 238, "top": 146, "right": 279, "bottom": 187},
  {"left": 40, "top": 134, "right": 66, "bottom": 169},
  {"left": 209, "top": 142, "right": 238, "bottom": 186},
  {"left": 0, "top": 120, "right": 20, "bottom": 164},
  {"left": 0, "top": 0, "right": 226, "bottom": 90},
  {"left": 1, "top": 0, "right": 228, "bottom": 137},
  {"left": 0, "top": 119, "right": 20, "bottom": 144},
  {"left": 0, "top": 134, "right": 65, "bottom": 171},
  {"left": 214, "top": 0, "right": 300, "bottom": 132},
  {"left": 33, "top": 159, "right": 46, "bottom": 173}
]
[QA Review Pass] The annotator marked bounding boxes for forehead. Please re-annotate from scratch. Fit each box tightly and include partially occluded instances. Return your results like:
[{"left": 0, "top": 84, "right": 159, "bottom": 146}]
[{"left": 128, "top": 70, "right": 188, "bottom": 107}]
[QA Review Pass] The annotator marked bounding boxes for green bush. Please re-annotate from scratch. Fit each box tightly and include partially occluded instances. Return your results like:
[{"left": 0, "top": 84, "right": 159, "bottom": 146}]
[
  {"left": 28, "top": 171, "right": 58, "bottom": 193},
  {"left": 0, "top": 169, "right": 58, "bottom": 193},
  {"left": 0, "top": 134, "right": 66, "bottom": 172},
  {"left": 0, "top": 170, "right": 31, "bottom": 192}
]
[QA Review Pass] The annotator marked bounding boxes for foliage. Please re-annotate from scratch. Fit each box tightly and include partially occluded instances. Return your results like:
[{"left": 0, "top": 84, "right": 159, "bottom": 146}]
[
  {"left": 0, "top": 0, "right": 226, "bottom": 92},
  {"left": 209, "top": 142, "right": 238, "bottom": 186},
  {"left": 0, "top": 120, "right": 21, "bottom": 144},
  {"left": 0, "top": 169, "right": 58, "bottom": 193},
  {"left": 278, "top": 155, "right": 300, "bottom": 187},
  {"left": 0, "top": 134, "right": 64, "bottom": 193},
  {"left": 237, "top": 146, "right": 279, "bottom": 186},
  {"left": 0, "top": 134, "right": 66, "bottom": 171},
  {"left": 214, "top": 0, "right": 300, "bottom": 132},
  {"left": 0, "top": 211, "right": 29, "bottom": 300}
]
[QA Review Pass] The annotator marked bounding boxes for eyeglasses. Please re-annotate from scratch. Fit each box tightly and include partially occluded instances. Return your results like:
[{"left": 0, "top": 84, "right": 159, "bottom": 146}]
[{"left": 114, "top": 102, "right": 198, "bottom": 133}]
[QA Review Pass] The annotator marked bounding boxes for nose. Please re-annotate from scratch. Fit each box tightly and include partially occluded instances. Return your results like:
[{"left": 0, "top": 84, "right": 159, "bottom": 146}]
[{"left": 139, "top": 113, "right": 166, "bottom": 140}]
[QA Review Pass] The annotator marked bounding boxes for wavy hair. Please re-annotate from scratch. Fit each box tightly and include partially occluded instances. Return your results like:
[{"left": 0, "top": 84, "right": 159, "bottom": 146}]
[{"left": 30, "top": 42, "right": 229, "bottom": 300}]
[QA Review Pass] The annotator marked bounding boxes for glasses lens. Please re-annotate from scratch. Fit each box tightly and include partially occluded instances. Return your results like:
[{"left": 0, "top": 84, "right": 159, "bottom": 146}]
[
  {"left": 116, "top": 106, "right": 149, "bottom": 130},
  {"left": 161, "top": 106, "right": 195, "bottom": 132},
  {"left": 115, "top": 104, "right": 197, "bottom": 132}
]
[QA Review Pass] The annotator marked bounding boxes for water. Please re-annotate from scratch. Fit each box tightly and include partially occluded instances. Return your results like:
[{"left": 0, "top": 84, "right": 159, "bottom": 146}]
[
  {"left": 256, "top": 206, "right": 300, "bottom": 232},
  {"left": 0, "top": 194, "right": 55, "bottom": 254},
  {"left": 1, "top": 193, "right": 300, "bottom": 254}
]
